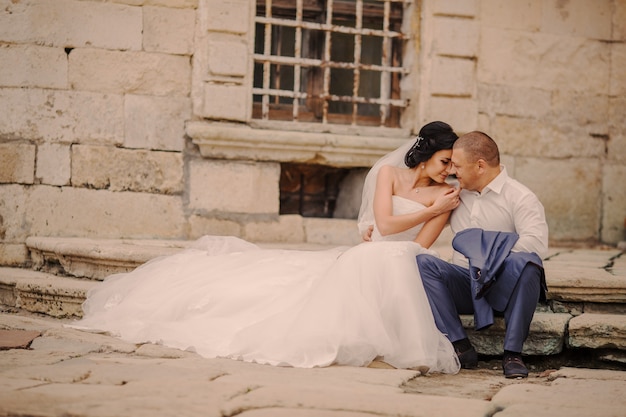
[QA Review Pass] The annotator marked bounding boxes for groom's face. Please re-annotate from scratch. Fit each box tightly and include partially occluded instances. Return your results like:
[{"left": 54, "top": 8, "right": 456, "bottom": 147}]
[{"left": 450, "top": 148, "right": 480, "bottom": 191}]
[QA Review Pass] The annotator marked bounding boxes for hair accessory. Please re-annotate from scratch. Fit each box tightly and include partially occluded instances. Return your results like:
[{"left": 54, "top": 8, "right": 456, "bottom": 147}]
[{"left": 415, "top": 136, "right": 424, "bottom": 149}]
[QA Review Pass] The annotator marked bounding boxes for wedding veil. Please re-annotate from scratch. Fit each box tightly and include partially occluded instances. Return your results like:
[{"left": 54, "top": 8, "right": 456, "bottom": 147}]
[{"left": 357, "top": 138, "right": 416, "bottom": 234}]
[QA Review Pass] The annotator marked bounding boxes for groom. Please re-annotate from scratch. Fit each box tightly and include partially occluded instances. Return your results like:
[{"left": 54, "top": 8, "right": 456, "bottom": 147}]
[{"left": 416, "top": 131, "right": 548, "bottom": 378}]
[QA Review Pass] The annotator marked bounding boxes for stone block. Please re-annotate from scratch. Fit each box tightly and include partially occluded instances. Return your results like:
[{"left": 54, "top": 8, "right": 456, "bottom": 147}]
[
  {"left": 201, "top": 83, "right": 249, "bottom": 121},
  {"left": 541, "top": 0, "right": 612, "bottom": 40},
  {"left": 244, "top": 215, "right": 305, "bottom": 244},
  {"left": 433, "top": 17, "right": 479, "bottom": 58},
  {"left": 0, "top": 0, "right": 142, "bottom": 50},
  {"left": 432, "top": 0, "right": 477, "bottom": 17},
  {"left": 0, "top": 244, "right": 29, "bottom": 267},
  {"left": 492, "top": 115, "right": 606, "bottom": 159},
  {"left": 187, "top": 216, "right": 243, "bottom": 239},
  {"left": 36, "top": 143, "right": 71, "bottom": 186},
  {"left": 611, "top": 43, "right": 626, "bottom": 96},
  {"left": 601, "top": 163, "right": 626, "bottom": 244},
  {"left": 0, "top": 143, "right": 35, "bottom": 184},
  {"left": 568, "top": 313, "right": 626, "bottom": 350},
  {"left": 23, "top": 186, "right": 185, "bottom": 239},
  {"left": 430, "top": 56, "right": 474, "bottom": 96},
  {"left": 514, "top": 157, "right": 600, "bottom": 242},
  {"left": 608, "top": 96, "right": 626, "bottom": 162},
  {"left": 303, "top": 218, "right": 361, "bottom": 246},
  {"left": 188, "top": 159, "right": 280, "bottom": 214},
  {"left": 139, "top": 0, "right": 198, "bottom": 7},
  {"left": 0, "top": 89, "right": 124, "bottom": 145},
  {"left": 208, "top": 39, "right": 249, "bottom": 77},
  {"left": 480, "top": 0, "right": 541, "bottom": 31},
  {"left": 143, "top": 6, "right": 195, "bottom": 55},
  {"left": 427, "top": 97, "right": 478, "bottom": 134},
  {"left": 71, "top": 145, "right": 184, "bottom": 194},
  {"left": 69, "top": 49, "right": 191, "bottom": 96},
  {"left": 545, "top": 262, "right": 626, "bottom": 303},
  {"left": 204, "top": 0, "right": 251, "bottom": 34},
  {"left": 478, "top": 84, "right": 552, "bottom": 119},
  {"left": 479, "top": 29, "right": 610, "bottom": 93},
  {"left": 462, "top": 312, "right": 571, "bottom": 355},
  {"left": 0, "top": 185, "right": 28, "bottom": 241},
  {"left": 615, "top": 0, "right": 626, "bottom": 41},
  {"left": 124, "top": 95, "right": 191, "bottom": 152},
  {"left": 0, "top": 44, "right": 67, "bottom": 89}
]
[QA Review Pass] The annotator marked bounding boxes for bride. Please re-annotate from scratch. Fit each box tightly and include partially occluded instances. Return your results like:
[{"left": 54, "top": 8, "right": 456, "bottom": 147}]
[{"left": 70, "top": 121, "right": 462, "bottom": 374}]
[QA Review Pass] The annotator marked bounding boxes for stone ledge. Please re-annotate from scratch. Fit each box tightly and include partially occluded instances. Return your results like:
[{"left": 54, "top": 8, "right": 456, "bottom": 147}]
[
  {"left": 461, "top": 312, "right": 572, "bottom": 356},
  {"left": 568, "top": 313, "right": 626, "bottom": 350},
  {"left": 0, "top": 267, "right": 96, "bottom": 318},
  {"left": 26, "top": 236, "right": 192, "bottom": 280},
  {"left": 545, "top": 264, "right": 626, "bottom": 303}
]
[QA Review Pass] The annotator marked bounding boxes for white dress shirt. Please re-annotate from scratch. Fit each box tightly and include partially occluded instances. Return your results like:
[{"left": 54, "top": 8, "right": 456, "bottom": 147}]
[{"left": 450, "top": 166, "right": 549, "bottom": 267}]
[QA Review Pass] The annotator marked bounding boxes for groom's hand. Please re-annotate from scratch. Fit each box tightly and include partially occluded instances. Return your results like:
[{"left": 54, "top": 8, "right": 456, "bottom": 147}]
[{"left": 362, "top": 225, "right": 374, "bottom": 242}]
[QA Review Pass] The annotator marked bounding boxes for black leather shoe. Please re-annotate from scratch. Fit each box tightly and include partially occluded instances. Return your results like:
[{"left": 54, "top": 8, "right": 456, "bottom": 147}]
[
  {"left": 502, "top": 354, "right": 528, "bottom": 379},
  {"left": 455, "top": 346, "right": 478, "bottom": 369}
]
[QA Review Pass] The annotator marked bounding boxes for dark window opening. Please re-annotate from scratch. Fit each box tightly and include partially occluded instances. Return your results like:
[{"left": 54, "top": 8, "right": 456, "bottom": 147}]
[{"left": 280, "top": 163, "right": 351, "bottom": 218}]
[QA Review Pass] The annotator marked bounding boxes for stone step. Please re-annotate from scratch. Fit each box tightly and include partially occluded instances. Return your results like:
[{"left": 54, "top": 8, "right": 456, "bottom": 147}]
[
  {"left": 26, "top": 236, "right": 193, "bottom": 280},
  {"left": 0, "top": 267, "right": 96, "bottom": 318}
]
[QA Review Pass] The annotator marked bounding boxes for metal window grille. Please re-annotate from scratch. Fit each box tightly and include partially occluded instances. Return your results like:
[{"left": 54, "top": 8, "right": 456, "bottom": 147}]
[{"left": 253, "top": 0, "right": 408, "bottom": 128}]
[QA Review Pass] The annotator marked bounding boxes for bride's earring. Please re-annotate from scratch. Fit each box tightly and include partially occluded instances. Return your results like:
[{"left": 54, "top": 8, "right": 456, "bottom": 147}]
[{"left": 421, "top": 164, "right": 425, "bottom": 169}]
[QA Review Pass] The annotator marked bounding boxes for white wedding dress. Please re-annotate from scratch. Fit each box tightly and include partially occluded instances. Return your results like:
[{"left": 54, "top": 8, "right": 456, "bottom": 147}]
[{"left": 71, "top": 196, "right": 460, "bottom": 374}]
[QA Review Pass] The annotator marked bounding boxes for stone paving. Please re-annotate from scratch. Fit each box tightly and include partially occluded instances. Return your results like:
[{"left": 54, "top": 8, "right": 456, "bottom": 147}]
[
  {"left": 1, "top": 240, "right": 626, "bottom": 416},
  {"left": 1, "top": 311, "right": 626, "bottom": 417}
]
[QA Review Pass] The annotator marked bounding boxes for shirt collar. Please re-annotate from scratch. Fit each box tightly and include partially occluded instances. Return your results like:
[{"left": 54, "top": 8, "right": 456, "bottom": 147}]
[{"left": 481, "top": 165, "right": 508, "bottom": 194}]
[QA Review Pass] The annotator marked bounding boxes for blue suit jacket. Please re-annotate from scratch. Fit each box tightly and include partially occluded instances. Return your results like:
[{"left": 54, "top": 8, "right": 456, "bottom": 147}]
[{"left": 452, "top": 228, "right": 545, "bottom": 330}]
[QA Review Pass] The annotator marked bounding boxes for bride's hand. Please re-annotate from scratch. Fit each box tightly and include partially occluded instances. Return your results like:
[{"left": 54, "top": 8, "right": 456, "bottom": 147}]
[
  {"left": 362, "top": 225, "right": 374, "bottom": 242},
  {"left": 431, "top": 187, "right": 460, "bottom": 215}
]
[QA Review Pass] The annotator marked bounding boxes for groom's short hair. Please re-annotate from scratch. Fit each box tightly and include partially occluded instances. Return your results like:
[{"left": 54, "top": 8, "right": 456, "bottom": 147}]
[{"left": 454, "top": 131, "right": 500, "bottom": 167}]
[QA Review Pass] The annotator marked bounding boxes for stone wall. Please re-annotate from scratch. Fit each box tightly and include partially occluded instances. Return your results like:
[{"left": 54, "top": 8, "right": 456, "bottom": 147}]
[{"left": 0, "top": 0, "right": 625, "bottom": 266}]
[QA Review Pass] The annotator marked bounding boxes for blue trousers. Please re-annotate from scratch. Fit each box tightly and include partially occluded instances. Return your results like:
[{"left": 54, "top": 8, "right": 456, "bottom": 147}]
[{"left": 416, "top": 253, "right": 543, "bottom": 353}]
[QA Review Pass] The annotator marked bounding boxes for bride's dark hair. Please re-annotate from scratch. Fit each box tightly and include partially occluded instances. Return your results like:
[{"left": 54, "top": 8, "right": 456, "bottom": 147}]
[{"left": 404, "top": 121, "right": 458, "bottom": 168}]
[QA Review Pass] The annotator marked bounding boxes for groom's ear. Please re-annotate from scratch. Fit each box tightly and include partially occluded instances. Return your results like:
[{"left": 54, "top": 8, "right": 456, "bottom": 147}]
[{"left": 476, "top": 158, "right": 487, "bottom": 174}]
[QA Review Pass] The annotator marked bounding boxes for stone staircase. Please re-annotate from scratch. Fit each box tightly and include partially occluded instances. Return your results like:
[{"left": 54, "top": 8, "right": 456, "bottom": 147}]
[{"left": 1, "top": 236, "right": 625, "bottom": 367}]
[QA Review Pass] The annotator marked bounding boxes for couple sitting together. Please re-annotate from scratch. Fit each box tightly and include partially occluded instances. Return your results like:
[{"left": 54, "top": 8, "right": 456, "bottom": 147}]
[{"left": 71, "top": 121, "right": 549, "bottom": 379}]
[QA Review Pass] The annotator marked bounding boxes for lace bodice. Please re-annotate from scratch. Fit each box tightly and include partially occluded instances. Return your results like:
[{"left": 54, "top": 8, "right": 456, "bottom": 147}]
[{"left": 371, "top": 196, "right": 426, "bottom": 242}]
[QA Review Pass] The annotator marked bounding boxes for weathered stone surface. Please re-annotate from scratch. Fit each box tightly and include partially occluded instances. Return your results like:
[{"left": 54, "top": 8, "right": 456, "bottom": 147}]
[
  {"left": 479, "top": 29, "right": 610, "bottom": 93},
  {"left": 303, "top": 218, "right": 362, "bottom": 246},
  {"left": 71, "top": 145, "right": 184, "bottom": 194},
  {"left": 204, "top": 0, "right": 251, "bottom": 34},
  {"left": 208, "top": 38, "right": 249, "bottom": 77},
  {"left": 492, "top": 113, "right": 606, "bottom": 159},
  {"left": 187, "top": 216, "right": 243, "bottom": 239},
  {"left": 0, "top": 44, "right": 67, "bottom": 89},
  {"left": 514, "top": 157, "right": 601, "bottom": 242},
  {"left": 244, "top": 215, "right": 306, "bottom": 244},
  {"left": 0, "top": 143, "right": 35, "bottom": 184},
  {"left": 36, "top": 143, "right": 71, "bottom": 186},
  {"left": 201, "top": 83, "right": 249, "bottom": 121},
  {"left": 541, "top": 0, "right": 613, "bottom": 39},
  {"left": 432, "top": 0, "right": 477, "bottom": 17},
  {"left": 22, "top": 186, "right": 185, "bottom": 239},
  {"left": 480, "top": 0, "right": 540, "bottom": 31},
  {"left": 490, "top": 378, "right": 626, "bottom": 417},
  {"left": 608, "top": 96, "right": 626, "bottom": 162},
  {"left": 478, "top": 85, "right": 552, "bottom": 119},
  {"left": 0, "top": 88, "right": 124, "bottom": 145},
  {"left": 69, "top": 48, "right": 191, "bottom": 96},
  {"left": 433, "top": 17, "right": 479, "bottom": 58},
  {"left": 143, "top": 5, "right": 195, "bottom": 55},
  {"left": 427, "top": 97, "right": 478, "bottom": 134},
  {"left": 0, "top": 243, "right": 29, "bottom": 267},
  {"left": 124, "top": 94, "right": 191, "bottom": 152},
  {"left": 602, "top": 164, "right": 626, "bottom": 244},
  {"left": 430, "top": 56, "right": 475, "bottom": 96},
  {"left": 189, "top": 159, "right": 280, "bottom": 214},
  {"left": 568, "top": 313, "right": 626, "bottom": 350},
  {"left": 0, "top": 0, "right": 142, "bottom": 50},
  {"left": 462, "top": 312, "right": 571, "bottom": 356}
]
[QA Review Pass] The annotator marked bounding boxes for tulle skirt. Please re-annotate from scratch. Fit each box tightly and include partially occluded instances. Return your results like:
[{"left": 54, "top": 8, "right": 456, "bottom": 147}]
[{"left": 71, "top": 236, "right": 459, "bottom": 374}]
